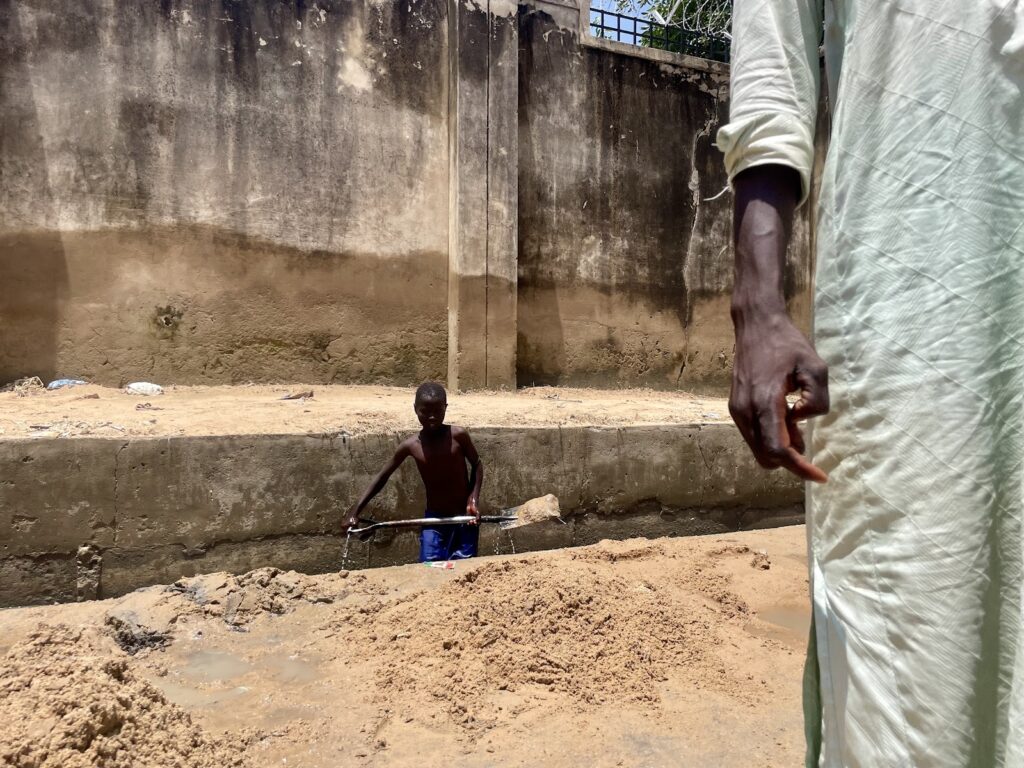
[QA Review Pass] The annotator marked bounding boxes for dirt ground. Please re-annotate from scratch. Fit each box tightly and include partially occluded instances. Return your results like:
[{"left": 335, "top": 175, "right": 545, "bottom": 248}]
[
  {"left": 0, "top": 382, "right": 728, "bottom": 439},
  {"left": 0, "top": 526, "right": 810, "bottom": 768}
]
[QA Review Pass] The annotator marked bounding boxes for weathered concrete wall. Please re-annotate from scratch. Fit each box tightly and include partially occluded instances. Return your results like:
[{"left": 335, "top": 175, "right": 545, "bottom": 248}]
[
  {"left": 516, "top": 2, "right": 814, "bottom": 392},
  {"left": 1, "top": 0, "right": 449, "bottom": 386},
  {"left": 1, "top": 0, "right": 819, "bottom": 392},
  {"left": 0, "top": 425, "right": 802, "bottom": 606},
  {"left": 446, "top": 0, "right": 519, "bottom": 390}
]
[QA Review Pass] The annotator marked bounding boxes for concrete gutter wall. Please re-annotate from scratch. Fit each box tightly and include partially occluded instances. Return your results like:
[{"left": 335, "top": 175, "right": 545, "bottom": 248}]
[
  {"left": 0, "top": 425, "right": 802, "bottom": 606},
  {"left": 1, "top": 0, "right": 451, "bottom": 387},
  {"left": 515, "top": 0, "right": 815, "bottom": 392}
]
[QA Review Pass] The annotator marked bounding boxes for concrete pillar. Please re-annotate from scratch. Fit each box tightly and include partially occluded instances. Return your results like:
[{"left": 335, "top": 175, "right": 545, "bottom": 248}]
[{"left": 447, "top": 0, "right": 518, "bottom": 390}]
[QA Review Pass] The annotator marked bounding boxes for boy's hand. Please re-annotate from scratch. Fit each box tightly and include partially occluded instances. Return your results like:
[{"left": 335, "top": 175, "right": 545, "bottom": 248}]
[
  {"left": 466, "top": 499, "right": 480, "bottom": 525},
  {"left": 343, "top": 507, "right": 360, "bottom": 532}
]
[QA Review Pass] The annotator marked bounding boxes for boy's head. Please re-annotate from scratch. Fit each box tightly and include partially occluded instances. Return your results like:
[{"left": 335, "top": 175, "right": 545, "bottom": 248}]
[{"left": 414, "top": 381, "right": 447, "bottom": 431}]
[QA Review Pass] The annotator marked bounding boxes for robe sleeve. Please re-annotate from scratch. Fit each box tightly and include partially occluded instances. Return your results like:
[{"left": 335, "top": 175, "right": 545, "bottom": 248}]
[{"left": 716, "top": 0, "right": 823, "bottom": 205}]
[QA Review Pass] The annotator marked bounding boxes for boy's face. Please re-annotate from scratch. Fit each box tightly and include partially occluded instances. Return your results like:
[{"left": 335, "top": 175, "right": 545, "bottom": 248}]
[{"left": 415, "top": 396, "right": 447, "bottom": 431}]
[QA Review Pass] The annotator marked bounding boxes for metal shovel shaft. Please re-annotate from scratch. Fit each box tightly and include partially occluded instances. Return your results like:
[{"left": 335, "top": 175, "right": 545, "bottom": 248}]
[{"left": 349, "top": 515, "right": 517, "bottom": 536}]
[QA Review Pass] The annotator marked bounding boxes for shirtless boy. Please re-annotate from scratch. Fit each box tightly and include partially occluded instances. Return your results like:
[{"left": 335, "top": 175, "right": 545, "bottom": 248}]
[{"left": 343, "top": 382, "right": 483, "bottom": 562}]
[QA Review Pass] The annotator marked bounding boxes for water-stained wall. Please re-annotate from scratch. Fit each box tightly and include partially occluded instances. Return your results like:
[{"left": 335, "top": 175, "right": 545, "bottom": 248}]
[
  {"left": 1, "top": 0, "right": 449, "bottom": 385},
  {"left": 0, "top": 0, "right": 818, "bottom": 392},
  {"left": 516, "top": 6, "right": 814, "bottom": 392}
]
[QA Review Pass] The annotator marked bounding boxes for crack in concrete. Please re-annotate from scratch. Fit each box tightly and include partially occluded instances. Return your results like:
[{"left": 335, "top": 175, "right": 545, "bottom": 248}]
[
  {"left": 111, "top": 441, "right": 130, "bottom": 549},
  {"left": 695, "top": 426, "right": 712, "bottom": 515}
]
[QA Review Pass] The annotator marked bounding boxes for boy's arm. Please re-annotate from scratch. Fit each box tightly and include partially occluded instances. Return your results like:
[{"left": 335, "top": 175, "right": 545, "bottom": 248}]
[
  {"left": 454, "top": 427, "right": 483, "bottom": 523},
  {"left": 344, "top": 441, "right": 412, "bottom": 530}
]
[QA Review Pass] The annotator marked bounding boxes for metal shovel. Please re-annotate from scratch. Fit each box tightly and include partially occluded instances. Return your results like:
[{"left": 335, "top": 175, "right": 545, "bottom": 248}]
[
  {"left": 347, "top": 494, "right": 562, "bottom": 541},
  {"left": 347, "top": 514, "right": 517, "bottom": 540}
]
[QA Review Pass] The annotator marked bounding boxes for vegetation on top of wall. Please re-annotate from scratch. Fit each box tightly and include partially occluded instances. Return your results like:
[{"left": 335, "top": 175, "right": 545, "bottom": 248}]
[{"left": 592, "top": 0, "right": 731, "bottom": 62}]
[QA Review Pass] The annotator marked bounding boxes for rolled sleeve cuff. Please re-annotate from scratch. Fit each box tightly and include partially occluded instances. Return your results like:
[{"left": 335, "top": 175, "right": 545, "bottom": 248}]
[{"left": 716, "top": 111, "right": 815, "bottom": 206}]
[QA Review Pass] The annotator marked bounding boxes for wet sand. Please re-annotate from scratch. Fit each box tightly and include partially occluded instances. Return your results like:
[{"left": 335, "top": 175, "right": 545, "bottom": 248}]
[{"left": 0, "top": 526, "right": 809, "bottom": 768}]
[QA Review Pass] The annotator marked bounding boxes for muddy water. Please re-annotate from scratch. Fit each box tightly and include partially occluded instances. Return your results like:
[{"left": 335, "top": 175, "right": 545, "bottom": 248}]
[
  {"left": 745, "top": 604, "right": 811, "bottom": 651},
  {"left": 179, "top": 650, "right": 252, "bottom": 682},
  {"left": 759, "top": 605, "right": 811, "bottom": 636}
]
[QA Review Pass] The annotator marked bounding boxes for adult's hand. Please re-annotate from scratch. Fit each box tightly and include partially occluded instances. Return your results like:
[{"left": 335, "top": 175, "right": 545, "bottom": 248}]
[
  {"left": 730, "top": 310, "right": 829, "bottom": 481},
  {"left": 730, "top": 165, "right": 830, "bottom": 482}
]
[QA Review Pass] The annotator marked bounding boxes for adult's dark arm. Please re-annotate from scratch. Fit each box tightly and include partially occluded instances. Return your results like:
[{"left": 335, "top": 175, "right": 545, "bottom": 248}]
[{"left": 729, "top": 164, "right": 830, "bottom": 483}]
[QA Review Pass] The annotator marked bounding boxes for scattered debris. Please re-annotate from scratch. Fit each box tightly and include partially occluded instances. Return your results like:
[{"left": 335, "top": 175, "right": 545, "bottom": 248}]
[
  {"left": 135, "top": 402, "right": 164, "bottom": 411},
  {"left": 76, "top": 393, "right": 101, "bottom": 400},
  {"left": 104, "top": 611, "right": 172, "bottom": 655},
  {"left": 1, "top": 376, "right": 44, "bottom": 396},
  {"left": 125, "top": 382, "right": 164, "bottom": 396},
  {"left": 76, "top": 544, "right": 102, "bottom": 602},
  {"left": 26, "top": 419, "right": 127, "bottom": 438},
  {"left": 542, "top": 392, "right": 583, "bottom": 402},
  {"left": 94, "top": 421, "right": 126, "bottom": 432},
  {"left": 281, "top": 390, "right": 314, "bottom": 400},
  {"left": 46, "top": 379, "right": 88, "bottom": 390},
  {"left": 751, "top": 551, "right": 771, "bottom": 570}
]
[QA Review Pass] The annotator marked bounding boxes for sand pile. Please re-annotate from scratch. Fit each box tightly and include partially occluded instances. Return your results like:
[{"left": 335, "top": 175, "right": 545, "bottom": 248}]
[
  {"left": 166, "top": 567, "right": 357, "bottom": 626},
  {"left": 339, "top": 546, "right": 749, "bottom": 727},
  {"left": 0, "top": 625, "right": 249, "bottom": 768}
]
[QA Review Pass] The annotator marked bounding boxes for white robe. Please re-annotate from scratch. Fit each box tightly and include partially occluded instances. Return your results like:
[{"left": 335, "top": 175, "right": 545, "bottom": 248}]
[{"left": 718, "top": 1, "right": 1024, "bottom": 765}]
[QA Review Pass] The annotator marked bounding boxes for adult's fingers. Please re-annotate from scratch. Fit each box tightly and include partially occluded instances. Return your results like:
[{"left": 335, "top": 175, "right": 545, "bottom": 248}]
[
  {"left": 754, "top": 390, "right": 828, "bottom": 483},
  {"left": 790, "top": 360, "right": 830, "bottom": 420},
  {"left": 729, "top": 393, "right": 761, "bottom": 460},
  {"left": 786, "top": 413, "right": 806, "bottom": 455},
  {"left": 779, "top": 448, "right": 828, "bottom": 483},
  {"left": 751, "top": 386, "right": 790, "bottom": 466}
]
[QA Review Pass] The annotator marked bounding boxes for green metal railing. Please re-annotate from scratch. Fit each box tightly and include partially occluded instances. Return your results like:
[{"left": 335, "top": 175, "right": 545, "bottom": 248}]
[{"left": 589, "top": 6, "right": 730, "bottom": 63}]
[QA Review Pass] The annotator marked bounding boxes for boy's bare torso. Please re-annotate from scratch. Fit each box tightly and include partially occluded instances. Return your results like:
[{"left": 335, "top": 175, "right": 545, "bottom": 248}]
[
  {"left": 404, "top": 425, "right": 472, "bottom": 516},
  {"left": 345, "top": 385, "right": 483, "bottom": 536}
]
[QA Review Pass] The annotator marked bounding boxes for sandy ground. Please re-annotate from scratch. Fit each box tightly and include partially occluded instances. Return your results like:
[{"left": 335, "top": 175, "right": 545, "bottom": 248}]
[
  {"left": 0, "top": 526, "right": 809, "bottom": 768},
  {"left": 0, "top": 383, "right": 728, "bottom": 439}
]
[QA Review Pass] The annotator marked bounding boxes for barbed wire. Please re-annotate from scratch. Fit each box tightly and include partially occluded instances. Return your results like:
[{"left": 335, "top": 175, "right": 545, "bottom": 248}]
[{"left": 617, "top": 0, "right": 731, "bottom": 38}]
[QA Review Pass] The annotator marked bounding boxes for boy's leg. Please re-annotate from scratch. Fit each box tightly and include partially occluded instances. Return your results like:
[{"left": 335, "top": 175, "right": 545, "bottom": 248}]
[
  {"left": 420, "top": 526, "right": 445, "bottom": 562},
  {"left": 449, "top": 524, "right": 479, "bottom": 559},
  {"left": 421, "top": 522, "right": 478, "bottom": 562}
]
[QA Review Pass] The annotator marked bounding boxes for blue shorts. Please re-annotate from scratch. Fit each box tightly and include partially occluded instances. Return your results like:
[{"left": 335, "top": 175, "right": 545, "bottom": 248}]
[{"left": 420, "top": 515, "right": 479, "bottom": 562}]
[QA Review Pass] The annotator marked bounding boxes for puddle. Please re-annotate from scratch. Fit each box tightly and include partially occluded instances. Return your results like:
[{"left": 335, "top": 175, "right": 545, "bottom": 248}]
[
  {"left": 759, "top": 606, "right": 810, "bottom": 636},
  {"left": 153, "top": 678, "right": 251, "bottom": 709},
  {"left": 178, "top": 650, "right": 252, "bottom": 683},
  {"left": 263, "top": 652, "right": 320, "bottom": 684},
  {"left": 745, "top": 604, "right": 810, "bottom": 649}
]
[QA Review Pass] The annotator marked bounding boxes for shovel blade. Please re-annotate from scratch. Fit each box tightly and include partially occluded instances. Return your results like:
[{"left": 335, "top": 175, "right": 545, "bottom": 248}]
[{"left": 498, "top": 494, "right": 561, "bottom": 530}]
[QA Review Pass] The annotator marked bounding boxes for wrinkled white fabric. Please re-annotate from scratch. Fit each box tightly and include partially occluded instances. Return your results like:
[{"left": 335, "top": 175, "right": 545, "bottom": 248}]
[{"left": 718, "top": 2, "right": 1024, "bottom": 766}]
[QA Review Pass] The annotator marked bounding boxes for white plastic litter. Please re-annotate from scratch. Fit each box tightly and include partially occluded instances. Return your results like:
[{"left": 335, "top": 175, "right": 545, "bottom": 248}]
[
  {"left": 47, "top": 379, "right": 87, "bottom": 390},
  {"left": 125, "top": 382, "right": 164, "bottom": 396}
]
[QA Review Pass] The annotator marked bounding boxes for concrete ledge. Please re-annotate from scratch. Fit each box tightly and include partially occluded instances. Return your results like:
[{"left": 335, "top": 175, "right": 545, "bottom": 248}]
[
  {"left": 580, "top": 35, "right": 728, "bottom": 74},
  {"left": 0, "top": 423, "right": 803, "bottom": 607}
]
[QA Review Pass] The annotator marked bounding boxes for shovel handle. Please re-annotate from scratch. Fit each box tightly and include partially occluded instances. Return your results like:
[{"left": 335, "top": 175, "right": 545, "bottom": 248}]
[{"left": 349, "top": 515, "right": 517, "bottom": 537}]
